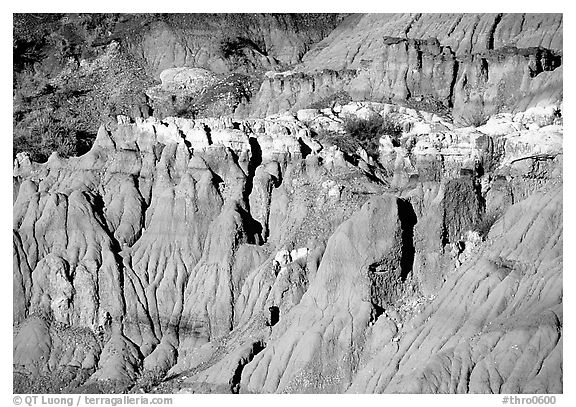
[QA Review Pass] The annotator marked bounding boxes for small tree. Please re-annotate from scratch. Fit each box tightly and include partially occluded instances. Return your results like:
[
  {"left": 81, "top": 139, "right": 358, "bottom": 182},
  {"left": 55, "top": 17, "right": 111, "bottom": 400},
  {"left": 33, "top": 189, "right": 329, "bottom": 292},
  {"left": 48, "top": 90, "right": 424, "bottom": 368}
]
[
  {"left": 457, "top": 110, "right": 490, "bottom": 128},
  {"left": 342, "top": 114, "right": 403, "bottom": 158}
]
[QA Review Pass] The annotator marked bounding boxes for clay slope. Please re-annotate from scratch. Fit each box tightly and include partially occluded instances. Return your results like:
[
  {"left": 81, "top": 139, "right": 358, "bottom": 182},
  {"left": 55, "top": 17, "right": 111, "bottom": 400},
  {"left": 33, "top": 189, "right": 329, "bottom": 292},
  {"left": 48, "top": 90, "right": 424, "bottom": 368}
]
[
  {"left": 14, "top": 13, "right": 563, "bottom": 164},
  {"left": 133, "top": 14, "right": 347, "bottom": 77},
  {"left": 238, "top": 187, "right": 561, "bottom": 393},
  {"left": 13, "top": 99, "right": 562, "bottom": 393},
  {"left": 13, "top": 108, "right": 387, "bottom": 392},
  {"left": 249, "top": 13, "right": 563, "bottom": 121}
]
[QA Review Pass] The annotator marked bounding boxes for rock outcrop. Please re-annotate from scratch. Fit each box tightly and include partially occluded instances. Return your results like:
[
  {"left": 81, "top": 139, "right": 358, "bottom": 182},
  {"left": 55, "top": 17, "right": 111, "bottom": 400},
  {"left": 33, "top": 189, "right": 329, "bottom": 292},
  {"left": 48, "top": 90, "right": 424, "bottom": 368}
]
[
  {"left": 13, "top": 13, "right": 563, "bottom": 395},
  {"left": 13, "top": 106, "right": 386, "bottom": 392},
  {"left": 134, "top": 14, "right": 347, "bottom": 78},
  {"left": 248, "top": 14, "right": 562, "bottom": 121},
  {"left": 351, "top": 187, "right": 562, "bottom": 394},
  {"left": 236, "top": 187, "right": 561, "bottom": 393},
  {"left": 13, "top": 13, "right": 345, "bottom": 161},
  {"left": 13, "top": 13, "right": 563, "bottom": 162},
  {"left": 13, "top": 97, "right": 562, "bottom": 393}
]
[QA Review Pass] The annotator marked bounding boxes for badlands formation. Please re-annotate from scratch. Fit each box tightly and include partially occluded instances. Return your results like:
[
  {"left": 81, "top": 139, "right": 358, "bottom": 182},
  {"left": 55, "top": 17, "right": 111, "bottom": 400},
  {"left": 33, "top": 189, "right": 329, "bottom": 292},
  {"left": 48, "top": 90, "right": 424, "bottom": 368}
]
[{"left": 13, "top": 13, "right": 562, "bottom": 394}]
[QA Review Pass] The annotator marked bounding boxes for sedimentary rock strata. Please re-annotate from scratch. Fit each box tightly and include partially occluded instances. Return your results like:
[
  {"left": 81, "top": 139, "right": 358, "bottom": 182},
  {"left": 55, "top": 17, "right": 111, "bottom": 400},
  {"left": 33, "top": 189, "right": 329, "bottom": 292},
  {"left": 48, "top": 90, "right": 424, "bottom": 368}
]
[
  {"left": 249, "top": 14, "right": 562, "bottom": 121},
  {"left": 13, "top": 13, "right": 562, "bottom": 395},
  {"left": 13, "top": 98, "right": 563, "bottom": 393}
]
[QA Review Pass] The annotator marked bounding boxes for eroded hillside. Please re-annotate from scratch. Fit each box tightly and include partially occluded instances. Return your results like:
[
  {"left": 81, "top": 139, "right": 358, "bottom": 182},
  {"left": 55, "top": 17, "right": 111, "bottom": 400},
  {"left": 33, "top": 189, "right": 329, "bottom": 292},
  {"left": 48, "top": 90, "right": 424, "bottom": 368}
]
[
  {"left": 13, "top": 13, "right": 562, "bottom": 394},
  {"left": 13, "top": 99, "right": 562, "bottom": 393},
  {"left": 14, "top": 14, "right": 562, "bottom": 160}
]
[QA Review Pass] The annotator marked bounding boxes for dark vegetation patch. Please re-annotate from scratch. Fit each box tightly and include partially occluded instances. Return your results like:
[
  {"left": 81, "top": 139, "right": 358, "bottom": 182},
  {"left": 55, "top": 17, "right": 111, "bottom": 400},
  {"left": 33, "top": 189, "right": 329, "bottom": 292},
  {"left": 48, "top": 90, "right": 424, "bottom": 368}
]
[
  {"left": 220, "top": 37, "right": 268, "bottom": 59},
  {"left": 217, "top": 36, "right": 272, "bottom": 73},
  {"left": 13, "top": 14, "right": 156, "bottom": 162},
  {"left": 456, "top": 109, "right": 491, "bottom": 128},
  {"left": 312, "top": 114, "right": 403, "bottom": 161},
  {"left": 341, "top": 114, "right": 403, "bottom": 157},
  {"left": 312, "top": 128, "right": 360, "bottom": 159},
  {"left": 13, "top": 13, "right": 347, "bottom": 161},
  {"left": 13, "top": 114, "right": 94, "bottom": 162}
]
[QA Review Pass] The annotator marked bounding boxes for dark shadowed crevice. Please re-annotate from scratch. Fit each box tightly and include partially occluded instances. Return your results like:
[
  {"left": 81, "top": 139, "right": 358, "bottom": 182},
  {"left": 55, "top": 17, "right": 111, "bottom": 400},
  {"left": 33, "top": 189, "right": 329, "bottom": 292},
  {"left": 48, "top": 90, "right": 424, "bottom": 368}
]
[
  {"left": 397, "top": 198, "right": 417, "bottom": 282},
  {"left": 267, "top": 306, "right": 280, "bottom": 326},
  {"left": 81, "top": 191, "right": 128, "bottom": 333},
  {"left": 447, "top": 57, "right": 459, "bottom": 109},
  {"left": 204, "top": 124, "right": 213, "bottom": 145},
  {"left": 237, "top": 205, "right": 263, "bottom": 246},
  {"left": 487, "top": 13, "right": 503, "bottom": 50},
  {"left": 248, "top": 137, "right": 262, "bottom": 173},
  {"left": 297, "top": 137, "right": 312, "bottom": 159},
  {"left": 473, "top": 176, "right": 486, "bottom": 215},
  {"left": 367, "top": 199, "right": 417, "bottom": 317},
  {"left": 528, "top": 48, "right": 563, "bottom": 78},
  {"left": 468, "top": 15, "right": 481, "bottom": 54},
  {"left": 403, "top": 40, "right": 412, "bottom": 99},
  {"left": 480, "top": 58, "right": 489, "bottom": 82},
  {"left": 152, "top": 142, "right": 165, "bottom": 163},
  {"left": 230, "top": 340, "right": 266, "bottom": 394},
  {"left": 241, "top": 136, "right": 264, "bottom": 243},
  {"left": 76, "top": 130, "right": 97, "bottom": 156},
  {"left": 404, "top": 13, "right": 422, "bottom": 37},
  {"left": 243, "top": 137, "right": 262, "bottom": 208},
  {"left": 246, "top": 136, "right": 263, "bottom": 198},
  {"left": 369, "top": 303, "right": 385, "bottom": 325},
  {"left": 210, "top": 171, "right": 225, "bottom": 195},
  {"left": 86, "top": 193, "right": 115, "bottom": 242},
  {"left": 446, "top": 15, "right": 463, "bottom": 37}
]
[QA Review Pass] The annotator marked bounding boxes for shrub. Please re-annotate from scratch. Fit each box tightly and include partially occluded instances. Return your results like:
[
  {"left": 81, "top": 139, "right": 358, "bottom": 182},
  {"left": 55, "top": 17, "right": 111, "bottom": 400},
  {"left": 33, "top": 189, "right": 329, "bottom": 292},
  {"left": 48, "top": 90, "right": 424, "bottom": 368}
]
[
  {"left": 13, "top": 113, "right": 86, "bottom": 162},
  {"left": 457, "top": 109, "right": 490, "bottom": 128},
  {"left": 220, "top": 37, "right": 267, "bottom": 59},
  {"left": 312, "top": 128, "right": 359, "bottom": 157},
  {"left": 341, "top": 114, "right": 403, "bottom": 157}
]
